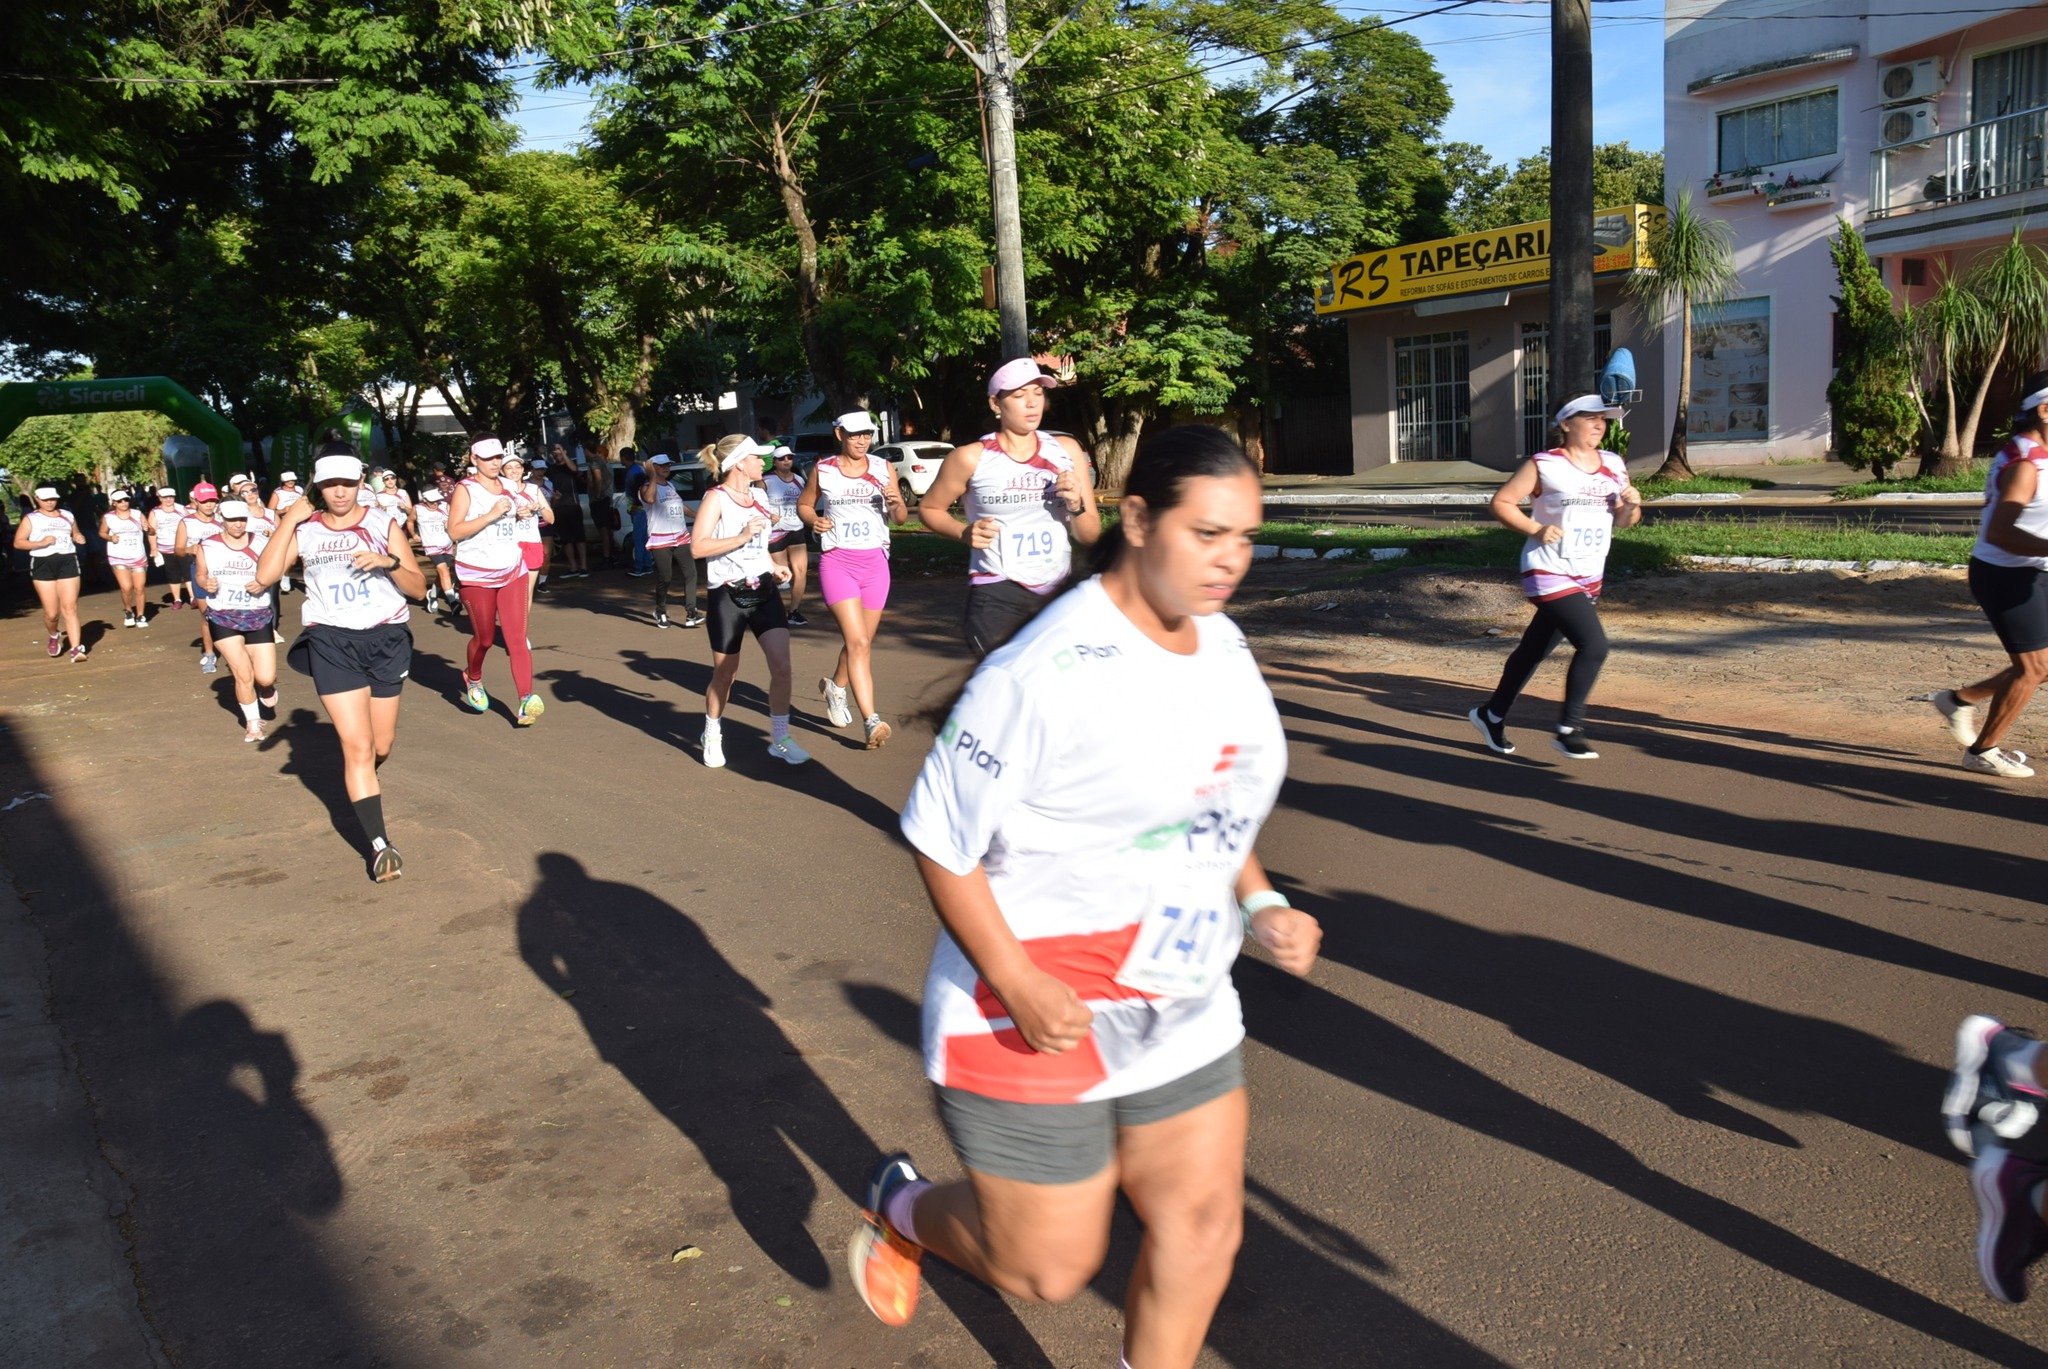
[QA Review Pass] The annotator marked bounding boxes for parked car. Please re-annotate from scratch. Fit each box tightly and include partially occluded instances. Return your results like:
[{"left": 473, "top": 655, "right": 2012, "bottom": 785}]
[{"left": 878, "top": 440, "right": 955, "bottom": 504}]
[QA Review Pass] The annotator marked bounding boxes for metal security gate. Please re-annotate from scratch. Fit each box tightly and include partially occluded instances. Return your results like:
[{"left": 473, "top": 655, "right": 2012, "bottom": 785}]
[{"left": 1393, "top": 330, "right": 1471, "bottom": 462}]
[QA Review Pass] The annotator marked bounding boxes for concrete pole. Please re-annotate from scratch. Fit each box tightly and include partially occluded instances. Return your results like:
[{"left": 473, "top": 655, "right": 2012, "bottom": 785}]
[
  {"left": 1548, "top": 0, "right": 1596, "bottom": 408},
  {"left": 982, "top": 0, "right": 1030, "bottom": 360}
]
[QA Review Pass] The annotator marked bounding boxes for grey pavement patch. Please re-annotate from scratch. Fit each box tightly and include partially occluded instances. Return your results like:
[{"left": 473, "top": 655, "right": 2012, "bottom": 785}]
[
  {"left": 1868, "top": 492, "right": 1981, "bottom": 503},
  {"left": 1684, "top": 555, "right": 1967, "bottom": 573},
  {"left": 0, "top": 873, "right": 165, "bottom": 1369},
  {"left": 1262, "top": 490, "right": 1492, "bottom": 505},
  {"left": 1648, "top": 492, "right": 1743, "bottom": 503}
]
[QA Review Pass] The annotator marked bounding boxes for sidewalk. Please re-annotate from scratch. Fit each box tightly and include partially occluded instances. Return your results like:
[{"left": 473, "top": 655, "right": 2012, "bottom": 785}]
[
  {"left": 1260, "top": 459, "right": 1977, "bottom": 509},
  {"left": 0, "top": 863, "right": 163, "bottom": 1369}
]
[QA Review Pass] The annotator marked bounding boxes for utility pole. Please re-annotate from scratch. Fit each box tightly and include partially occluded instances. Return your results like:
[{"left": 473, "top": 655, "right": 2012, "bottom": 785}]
[
  {"left": 914, "top": 0, "right": 1073, "bottom": 360},
  {"left": 1549, "top": 0, "right": 1596, "bottom": 409}
]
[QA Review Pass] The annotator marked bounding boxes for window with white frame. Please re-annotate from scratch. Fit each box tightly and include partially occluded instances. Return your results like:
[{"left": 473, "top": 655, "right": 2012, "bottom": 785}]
[
  {"left": 1392, "top": 331, "right": 1470, "bottom": 462},
  {"left": 1717, "top": 88, "right": 1838, "bottom": 173}
]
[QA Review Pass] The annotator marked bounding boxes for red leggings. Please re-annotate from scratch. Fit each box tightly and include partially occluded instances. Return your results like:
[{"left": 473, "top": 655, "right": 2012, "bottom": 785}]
[{"left": 460, "top": 575, "right": 533, "bottom": 696}]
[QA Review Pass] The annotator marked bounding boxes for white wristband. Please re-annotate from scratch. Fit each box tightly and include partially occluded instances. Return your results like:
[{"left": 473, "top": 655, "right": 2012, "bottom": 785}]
[{"left": 1239, "top": 889, "right": 1290, "bottom": 935}]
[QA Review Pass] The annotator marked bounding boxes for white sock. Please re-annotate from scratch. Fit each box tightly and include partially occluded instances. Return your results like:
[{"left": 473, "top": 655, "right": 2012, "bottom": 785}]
[
  {"left": 771, "top": 714, "right": 790, "bottom": 743},
  {"left": 703, "top": 716, "right": 722, "bottom": 736},
  {"left": 240, "top": 700, "right": 260, "bottom": 724}
]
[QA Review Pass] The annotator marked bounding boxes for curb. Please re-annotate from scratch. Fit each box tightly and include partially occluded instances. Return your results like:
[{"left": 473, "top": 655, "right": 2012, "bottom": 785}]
[
  {"left": 1683, "top": 554, "right": 1966, "bottom": 572},
  {"left": 1253, "top": 545, "right": 1408, "bottom": 562}
]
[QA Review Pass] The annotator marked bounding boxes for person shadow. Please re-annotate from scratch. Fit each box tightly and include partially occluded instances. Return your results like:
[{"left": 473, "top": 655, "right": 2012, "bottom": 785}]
[
  {"left": 259, "top": 706, "right": 366, "bottom": 860},
  {"left": 514, "top": 853, "right": 1049, "bottom": 1365}
]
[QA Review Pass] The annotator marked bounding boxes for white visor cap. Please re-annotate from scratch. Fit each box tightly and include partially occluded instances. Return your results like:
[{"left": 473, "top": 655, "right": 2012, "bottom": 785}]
[
  {"left": 1553, "top": 394, "right": 1626, "bottom": 427},
  {"left": 311, "top": 454, "right": 365, "bottom": 484}
]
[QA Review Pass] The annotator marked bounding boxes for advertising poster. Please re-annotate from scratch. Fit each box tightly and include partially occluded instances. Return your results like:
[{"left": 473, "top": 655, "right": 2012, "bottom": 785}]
[{"left": 1689, "top": 297, "right": 1770, "bottom": 441}]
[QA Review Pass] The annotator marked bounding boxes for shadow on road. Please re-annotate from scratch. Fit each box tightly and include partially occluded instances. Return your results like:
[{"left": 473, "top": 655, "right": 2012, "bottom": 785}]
[
  {"left": 0, "top": 729, "right": 372, "bottom": 1366},
  {"left": 515, "top": 851, "right": 1052, "bottom": 1366},
  {"left": 258, "top": 705, "right": 368, "bottom": 863}
]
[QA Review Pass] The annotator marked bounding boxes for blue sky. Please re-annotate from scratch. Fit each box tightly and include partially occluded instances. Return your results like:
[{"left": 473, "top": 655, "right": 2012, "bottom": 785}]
[{"left": 504, "top": 0, "right": 1666, "bottom": 169}]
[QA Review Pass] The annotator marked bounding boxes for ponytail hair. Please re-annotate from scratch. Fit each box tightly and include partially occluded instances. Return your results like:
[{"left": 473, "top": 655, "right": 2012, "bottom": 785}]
[
  {"left": 698, "top": 433, "right": 756, "bottom": 479},
  {"left": 913, "top": 423, "right": 1258, "bottom": 728}
]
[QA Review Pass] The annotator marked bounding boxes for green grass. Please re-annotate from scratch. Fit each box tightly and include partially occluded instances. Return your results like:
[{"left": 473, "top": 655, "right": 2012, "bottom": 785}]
[
  {"left": 1632, "top": 474, "right": 1774, "bottom": 499},
  {"left": 1834, "top": 461, "right": 1988, "bottom": 500}
]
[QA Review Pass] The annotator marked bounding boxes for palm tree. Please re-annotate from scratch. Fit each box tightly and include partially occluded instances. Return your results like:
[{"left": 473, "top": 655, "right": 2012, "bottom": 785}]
[
  {"left": 1626, "top": 191, "right": 1739, "bottom": 480},
  {"left": 1916, "top": 229, "right": 2048, "bottom": 478}
]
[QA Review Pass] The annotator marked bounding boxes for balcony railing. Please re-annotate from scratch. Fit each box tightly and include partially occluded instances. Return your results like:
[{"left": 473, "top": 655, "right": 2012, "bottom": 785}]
[{"left": 1872, "top": 103, "right": 2048, "bottom": 219}]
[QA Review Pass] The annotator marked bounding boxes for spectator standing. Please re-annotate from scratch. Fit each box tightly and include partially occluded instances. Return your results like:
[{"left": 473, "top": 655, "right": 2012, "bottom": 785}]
[
  {"left": 547, "top": 444, "right": 588, "bottom": 577},
  {"left": 623, "top": 447, "right": 653, "bottom": 577}
]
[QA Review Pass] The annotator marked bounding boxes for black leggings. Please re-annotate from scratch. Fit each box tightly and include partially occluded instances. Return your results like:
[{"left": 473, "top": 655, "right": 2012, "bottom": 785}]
[
  {"left": 652, "top": 544, "right": 699, "bottom": 615},
  {"left": 1485, "top": 591, "right": 1610, "bottom": 731}
]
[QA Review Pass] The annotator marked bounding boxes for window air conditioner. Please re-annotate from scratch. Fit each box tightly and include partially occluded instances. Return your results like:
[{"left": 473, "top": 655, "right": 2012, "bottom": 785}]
[
  {"left": 1880, "top": 101, "right": 1940, "bottom": 147},
  {"left": 1878, "top": 58, "right": 1945, "bottom": 105}
]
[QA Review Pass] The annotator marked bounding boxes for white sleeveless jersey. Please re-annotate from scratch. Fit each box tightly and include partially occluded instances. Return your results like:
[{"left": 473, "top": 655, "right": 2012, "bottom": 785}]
[
  {"left": 513, "top": 481, "right": 544, "bottom": 545},
  {"left": 181, "top": 513, "right": 222, "bottom": 552},
  {"left": 451, "top": 477, "right": 525, "bottom": 587},
  {"left": 1519, "top": 449, "right": 1630, "bottom": 599},
  {"left": 814, "top": 456, "right": 891, "bottom": 552},
  {"left": 24, "top": 509, "right": 77, "bottom": 558},
  {"left": 962, "top": 430, "right": 1075, "bottom": 588},
  {"left": 1974, "top": 436, "right": 2048, "bottom": 570},
  {"left": 646, "top": 478, "right": 692, "bottom": 547},
  {"left": 149, "top": 504, "right": 186, "bottom": 548},
  {"left": 273, "top": 487, "right": 304, "bottom": 514},
  {"left": 104, "top": 511, "right": 147, "bottom": 566},
  {"left": 761, "top": 472, "right": 805, "bottom": 533},
  {"left": 416, "top": 502, "right": 452, "bottom": 555},
  {"left": 199, "top": 535, "right": 274, "bottom": 614},
  {"left": 702, "top": 486, "right": 777, "bottom": 588},
  {"left": 294, "top": 509, "right": 411, "bottom": 629}
]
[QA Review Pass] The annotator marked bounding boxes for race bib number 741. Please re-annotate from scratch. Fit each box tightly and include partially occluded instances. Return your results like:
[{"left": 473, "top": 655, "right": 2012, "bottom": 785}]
[{"left": 1115, "top": 881, "right": 1241, "bottom": 999}]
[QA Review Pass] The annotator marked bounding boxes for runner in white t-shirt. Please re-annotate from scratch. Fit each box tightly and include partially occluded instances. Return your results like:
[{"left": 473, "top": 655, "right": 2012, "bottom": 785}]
[
  {"left": 798, "top": 412, "right": 909, "bottom": 748},
  {"left": 1467, "top": 394, "right": 1640, "bottom": 762},
  {"left": 851, "top": 427, "right": 1321, "bottom": 1369},
  {"left": 639, "top": 452, "right": 702, "bottom": 628},
  {"left": 447, "top": 434, "right": 544, "bottom": 725},
  {"left": 175, "top": 481, "right": 227, "bottom": 674},
  {"left": 500, "top": 454, "right": 553, "bottom": 615},
  {"left": 147, "top": 487, "right": 194, "bottom": 611},
  {"left": 919, "top": 358, "right": 1102, "bottom": 657},
  {"left": 690, "top": 434, "right": 806, "bottom": 768},
  {"left": 196, "top": 500, "right": 280, "bottom": 742},
  {"left": 14, "top": 486, "right": 87, "bottom": 660},
  {"left": 254, "top": 446, "right": 427, "bottom": 882},
  {"left": 100, "top": 489, "right": 151, "bottom": 627},
  {"left": 762, "top": 446, "right": 811, "bottom": 625},
  {"left": 414, "top": 487, "right": 456, "bottom": 614}
]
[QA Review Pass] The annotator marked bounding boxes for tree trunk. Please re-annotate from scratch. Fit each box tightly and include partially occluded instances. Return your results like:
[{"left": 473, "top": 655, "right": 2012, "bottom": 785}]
[
  {"left": 1654, "top": 299, "right": 1695, "bottom": 481},
  {"left": 602, "top": 331, "right": 659, "bottom": 454},
  {"left": 1924, "top": 338, "right": 1970, "bottom": 478},
  {"left": 769, "top": 118, "right": 856, "bottom": 413},
  {"left": 1955, "top": 326, "right": 2009, "bottom": 471},
  {"left": 1093, "top": 403, "right": 1147, "bottom": 493}
]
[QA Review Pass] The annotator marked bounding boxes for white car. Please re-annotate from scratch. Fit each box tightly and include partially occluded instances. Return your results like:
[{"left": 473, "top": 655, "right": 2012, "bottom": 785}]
[{"left": 879, "top": 440, "right": 954, "bottom": 504}]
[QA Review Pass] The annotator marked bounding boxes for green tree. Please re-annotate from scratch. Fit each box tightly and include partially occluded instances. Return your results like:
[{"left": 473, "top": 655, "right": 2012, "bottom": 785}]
[
  {"left": 1626, "top": 190, "right": 1738, "bottom": 480},
  {"left": 1916, "top": 229, "right": 2048, "bottom": 477},
  {"left": 1453, "top": 142, "right": 1666, "bottom": 231},
  {"left": 1825, "top": 220, "right": 1918, "bottom": 478}
]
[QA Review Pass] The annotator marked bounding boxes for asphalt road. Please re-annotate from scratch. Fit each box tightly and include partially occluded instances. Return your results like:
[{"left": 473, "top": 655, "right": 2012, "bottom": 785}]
[{"left": 2, "top": 564, "right": 2044, "bottom": 1367}]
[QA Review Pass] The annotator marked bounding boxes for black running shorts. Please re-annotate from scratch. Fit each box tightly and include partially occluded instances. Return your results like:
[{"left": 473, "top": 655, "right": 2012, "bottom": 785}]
[
  {"left": 706, "top": 582, "right": 789, "bottom": 654},
  {"left": 1969, "top": 557, "right": 2048, "bottom": 656},
  {"left": 30, "top": 554, "right": 81, "bottom": 583},
  {"left": 287, "top": 622, "right": 412, "bottom": 698},
  {"left": 963, "top": 577, "right": 1058, "bottom": 658}
]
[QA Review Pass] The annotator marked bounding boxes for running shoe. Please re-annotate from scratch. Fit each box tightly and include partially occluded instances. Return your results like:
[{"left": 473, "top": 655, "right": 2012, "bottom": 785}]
[
  {"left": 46, "top": 634, "right": 62, "bottom": 657},
  {"left": 767, "top": 736, "right": 811, "bottom": 765},
  {"left": 655, "top": 612, "right": 672, "bottom": 629},
  {"left": 823, "top": 678, "right": 854, "bottom": 728},
  {"left": 1924, "top": 689, "right": 1982, "bottom": 747},
  {"left": 702, "top": 727, "right": 726, "bottom": 769},
  {"left": 462, "top": 677, "right": 491, "bottom": 713},
  {"left": 138, "top": 613, "right": 152, "bottom": 628},
  {"left": 627, "top": 568, "right": 652, "bottom": 578},
  {"left": 1944, "top": 1016, "right": 2047, "bottom": 1158},
  {"left": 244, "top": 720, "right": 265, "bottom": 744},
  {"left": 683, "top": 612, "right": 705, "bottom": 629},
  {"left": 788, "top": 611, "right": 810, "bottom": 627},
  {"left": 1552, "top": 728, "right": 1599, "bottom": 760},
  {"left": 1971, "top": 1145, "right": 2048, "bottom": 1303},
  {"left": 1468, "top": 706, "right": 1515, "bottom": 755},
  {"left": 516, "top": 693, "right": 545, "bottom": 727},
  {"left": 123, "top": 611, "right": 136, "bottom": 628},
  {"left": 371, "top": 843, "right": 404, "bottom": 883},
  {"left": 425, "top": 587, "right": 439, "bottom": 614},
  {"left": 850, "top": 1153, "right": 926, "bottom": 1327},
  {"left": 68, "top": 645, "right": 87, "bottom": 663},
  {"left": 200, "top": 652, "right": 218, "bottom": 675},
  {"left": 865, "top": 716, "right": 892, "bottom": 750},
  {"left": 280, "top": 576, "right": 293, "bottom": 595},
  {"left": 1965, "top": 747, "right": 2034, "bottom": 778}
]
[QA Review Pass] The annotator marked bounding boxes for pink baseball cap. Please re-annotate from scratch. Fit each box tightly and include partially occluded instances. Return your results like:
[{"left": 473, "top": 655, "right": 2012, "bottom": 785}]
[
  {"left": 190, "top": 481, "right": 219, "bottom": 501},
  {"left": 987, "top": 358, "right": 1058, "bottom": 398}
]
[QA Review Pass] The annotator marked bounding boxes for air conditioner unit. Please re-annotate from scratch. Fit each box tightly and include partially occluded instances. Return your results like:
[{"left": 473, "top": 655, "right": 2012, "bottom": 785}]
[
  {"left": 1878, "top": 57, "right": 1945, "bottom": 105},
  {"left": 1880, "top": 101, "right": 1940, "bottom": 147}
]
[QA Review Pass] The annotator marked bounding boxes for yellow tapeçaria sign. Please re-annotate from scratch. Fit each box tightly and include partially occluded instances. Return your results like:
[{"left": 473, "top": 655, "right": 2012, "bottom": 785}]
[{"left": 1314, "top": 204, "right": 1663, "bottom": 315}]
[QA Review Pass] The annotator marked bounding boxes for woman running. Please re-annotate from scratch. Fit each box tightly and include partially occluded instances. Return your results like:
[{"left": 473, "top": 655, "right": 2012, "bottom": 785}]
[
  {"left": 149, "top": 486, "right": 193, "bottom": 611},
  {"left": 1467, "top": 394, "right": 1641, "bottom": 761},
  {"left": 640, "top": 452, "right": 702, "bottom": 628},
  {"left": 101, "top": 489, "right": 151, "bottom": 627},
  {"left": 690, "top": 435, "right": 806, "bottom": 769},
  {"left": 196, "top": 499, "right": 280, "bottom": 742},
  {"left": 501, "top": 454, "right": 554, "bottom": 612},
  {"left": 14, "top": 485, "right": 88, "bottom": 660},
  {"left": 414, "top": 487, "right": 457, "bottom": 615},
  {"left": 447, "top": 434, "right": 545, "bottom": 727},
  {"left": 267, "top": 471, "right": 304, "bottom": 518},
  {"left": 763, "top": 445, "right": 811, "bottom": 626},
  {"left": 919, "top": 358, "right": 1103, "bottom": 656},
  {"left": 175, "top": 482, "right": 226, "bottom": 674},
  {"left": 254, "top": 447, "right": 425, "bottom": 881},
  {"left": 799, "top": 412, "right": 908, "bottom": 747},
  {"left": 851, "top": 426, "right": 1321, "bottom": 1369},
  {"left": 1924, "top": 383, "right": 2048, "bottom": 778}
]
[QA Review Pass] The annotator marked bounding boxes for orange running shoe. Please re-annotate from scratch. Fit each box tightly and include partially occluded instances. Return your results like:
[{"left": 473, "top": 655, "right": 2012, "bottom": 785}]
[{"left": 849, "top": 1152, "right": 926, "bottom": 1326}]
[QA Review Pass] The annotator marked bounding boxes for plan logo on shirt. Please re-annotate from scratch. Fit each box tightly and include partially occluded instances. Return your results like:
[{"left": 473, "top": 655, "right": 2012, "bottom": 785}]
[
  {"left": 1053, "top": 643, "right": 1123, "bottom": 672},
  {"left": 939, "top": 717, "right": 1005, "bottom": 779}
]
